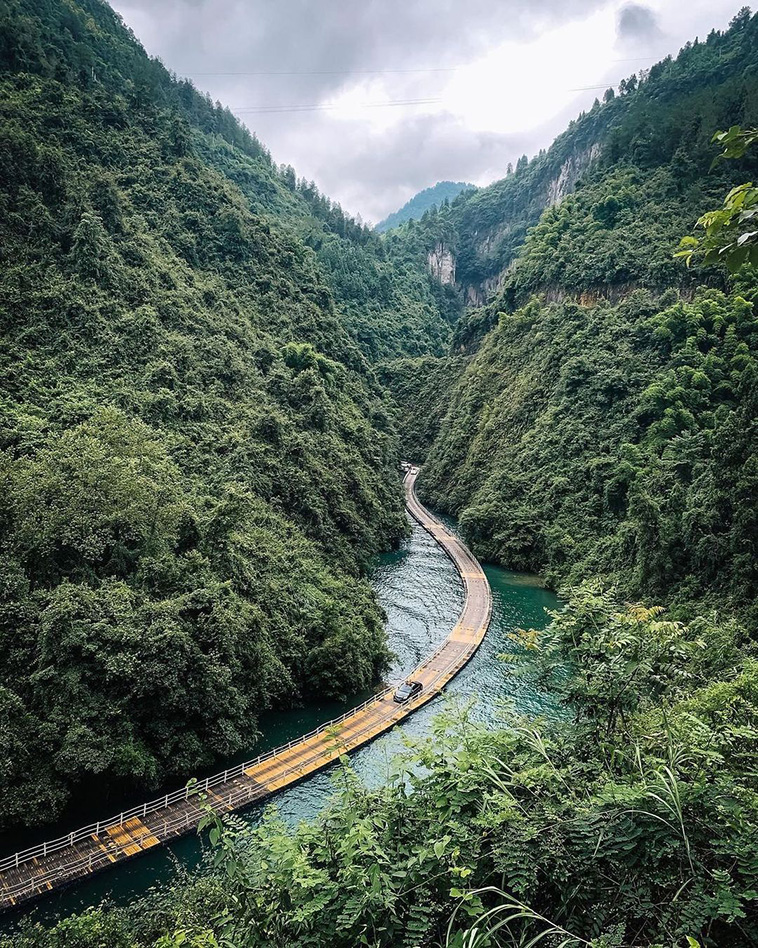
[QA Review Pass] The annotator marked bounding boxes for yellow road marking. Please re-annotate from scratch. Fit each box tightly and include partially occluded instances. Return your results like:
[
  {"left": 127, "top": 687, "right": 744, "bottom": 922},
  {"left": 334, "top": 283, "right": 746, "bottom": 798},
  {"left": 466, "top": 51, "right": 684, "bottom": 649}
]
[{"left": 1, "top": 470, "right": 492, "bottom": 910}]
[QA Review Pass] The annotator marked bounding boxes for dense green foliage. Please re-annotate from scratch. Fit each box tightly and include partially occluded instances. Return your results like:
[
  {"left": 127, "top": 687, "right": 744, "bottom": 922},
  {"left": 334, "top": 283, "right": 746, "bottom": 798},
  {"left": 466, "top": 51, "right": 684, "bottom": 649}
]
[
  {"left": 10, "top": 587, "right": 758, "bottom": 947},
  {"left": 385, "top": 8, "right": 758, "bottom": 312},
  {"left": 0, "top": 0, "right": 456, "bottom": 827},
  {"left": 375, "top": 181, "right": 475, "bottom": 234},
  {"left": 677, "top": 127, "right": 758, "bottom": 271},
  {"left": 0, "top": 0, "right": 455, "bottom": 363},
  {"left": 378, "top": 356, "right": 464, "bottom": 463},
  {"left": 311, "top": 223, "right": 456, "bottom": 361},
  {"left": 415, "top": 12, "right": 758, "bottom": 632},
  {"left": 420, "top": 283, "right": 758, "bottom": 625},
  {"left": 4, "top": 2, "right": 758, "bottom": 946}
]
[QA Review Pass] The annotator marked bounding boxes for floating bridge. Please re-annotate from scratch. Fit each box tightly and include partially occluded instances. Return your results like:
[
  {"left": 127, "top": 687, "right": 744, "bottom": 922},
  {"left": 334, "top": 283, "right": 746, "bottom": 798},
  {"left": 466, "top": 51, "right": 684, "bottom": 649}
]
[{"left": 0, "top": 469, "right": 492, "bottom": 911}]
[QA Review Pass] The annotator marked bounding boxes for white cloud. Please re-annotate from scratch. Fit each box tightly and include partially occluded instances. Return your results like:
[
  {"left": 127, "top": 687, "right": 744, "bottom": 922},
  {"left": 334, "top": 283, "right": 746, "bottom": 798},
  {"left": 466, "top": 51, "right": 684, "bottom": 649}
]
[
  {"left": 444, "top": 8, "right": 618, "bottom": 135},
  {"left": 112, "top": 0, "right": 744, "bottom": 220}
]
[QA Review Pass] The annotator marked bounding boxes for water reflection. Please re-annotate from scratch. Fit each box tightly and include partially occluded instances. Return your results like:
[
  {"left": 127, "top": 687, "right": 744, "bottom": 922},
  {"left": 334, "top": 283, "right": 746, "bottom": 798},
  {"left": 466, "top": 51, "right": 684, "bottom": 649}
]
[{"left": 4, "top": 517, "right": 558, "bottom": 928}]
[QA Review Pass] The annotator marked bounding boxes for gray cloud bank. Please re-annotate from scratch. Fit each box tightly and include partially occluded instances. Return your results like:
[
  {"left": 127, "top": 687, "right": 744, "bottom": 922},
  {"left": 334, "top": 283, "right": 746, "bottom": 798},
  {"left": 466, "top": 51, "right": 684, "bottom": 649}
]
[
  {"left": 113, "top": 0, "right": 741, "bottom": 221},
  {"left": 118, "top": 0, "right": 606, "bottom": 97}
]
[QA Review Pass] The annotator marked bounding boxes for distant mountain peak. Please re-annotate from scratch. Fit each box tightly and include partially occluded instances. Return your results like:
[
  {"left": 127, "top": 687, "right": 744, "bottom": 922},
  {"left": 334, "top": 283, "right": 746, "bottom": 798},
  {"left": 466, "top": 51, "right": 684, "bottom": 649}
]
[{"left": 375, "top": 181, "right": 476, "bottom": 233}]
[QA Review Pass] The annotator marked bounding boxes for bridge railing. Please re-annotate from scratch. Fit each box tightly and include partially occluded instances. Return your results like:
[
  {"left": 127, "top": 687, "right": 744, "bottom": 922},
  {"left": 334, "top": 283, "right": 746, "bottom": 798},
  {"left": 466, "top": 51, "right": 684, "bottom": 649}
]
[
  {"left": 0, "top": 605, "right": 477, "bottom": 875},
  {"left": 0, "top": 475, "right": 487, "bottom": 890},
  {"left": 0, "top": 629, "right": 485, "bottom": 904},
  {"left": 0, "top": 682, "right": 390, "bottom": 873}
]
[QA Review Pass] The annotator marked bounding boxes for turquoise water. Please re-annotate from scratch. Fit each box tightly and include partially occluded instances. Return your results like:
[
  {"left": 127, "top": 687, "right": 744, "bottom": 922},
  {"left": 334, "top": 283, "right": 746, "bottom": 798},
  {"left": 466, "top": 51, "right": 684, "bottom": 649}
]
[{"left": 2, "top": 517, "right": 558, "bottom": 929}]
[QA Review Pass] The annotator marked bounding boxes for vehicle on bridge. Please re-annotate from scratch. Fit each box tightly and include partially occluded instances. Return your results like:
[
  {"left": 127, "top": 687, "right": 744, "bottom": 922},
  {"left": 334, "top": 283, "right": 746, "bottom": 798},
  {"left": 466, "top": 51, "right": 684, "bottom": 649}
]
[
  {"left": 0, "top": 462, "right": 492, "bottom": 911},
  {"left": 393, "top": 680, "right": 423, "bottom": 703}
]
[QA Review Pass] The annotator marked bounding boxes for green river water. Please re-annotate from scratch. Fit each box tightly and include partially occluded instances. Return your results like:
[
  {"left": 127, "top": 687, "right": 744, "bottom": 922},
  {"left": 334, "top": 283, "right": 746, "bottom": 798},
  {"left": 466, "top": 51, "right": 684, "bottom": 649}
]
[{"left": 2, "top": 516, "right": 558, "bottom": 930}]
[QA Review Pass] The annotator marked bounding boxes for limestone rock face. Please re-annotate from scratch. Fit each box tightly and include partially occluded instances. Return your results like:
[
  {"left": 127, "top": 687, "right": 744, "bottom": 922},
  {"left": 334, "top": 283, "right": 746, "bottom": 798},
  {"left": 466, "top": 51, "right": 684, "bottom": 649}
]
[
  {"left": 546, "top": 143, "right": 601, "bottom": 206},
  {"left": 427, "top": 242, "right": 456, "bottom": 285},
  {"left": 425, "top": 142, "right": 602, "bottom": 305},
  {"left": 466, "top": 274, "right": 502, "bottom": 306},
  {"left": 460, "top": 141, "right": 602, "bottom": 307}
]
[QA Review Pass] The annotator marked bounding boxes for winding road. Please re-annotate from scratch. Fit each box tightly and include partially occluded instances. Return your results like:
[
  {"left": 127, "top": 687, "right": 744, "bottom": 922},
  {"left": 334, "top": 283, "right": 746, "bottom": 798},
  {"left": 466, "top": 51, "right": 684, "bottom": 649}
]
[{"left": 0, "top": 468, "right": 492, "bottom": 911}]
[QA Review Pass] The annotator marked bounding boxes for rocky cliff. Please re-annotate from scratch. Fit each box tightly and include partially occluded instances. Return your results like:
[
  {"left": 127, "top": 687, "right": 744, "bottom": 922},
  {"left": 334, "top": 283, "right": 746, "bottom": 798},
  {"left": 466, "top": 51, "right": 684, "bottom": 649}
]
[
  {"left": 427, "top": 241, "right": 456, "bottom": 285},
  {"left": 421, "top": 131, "right": 604, "bottom": 307}
]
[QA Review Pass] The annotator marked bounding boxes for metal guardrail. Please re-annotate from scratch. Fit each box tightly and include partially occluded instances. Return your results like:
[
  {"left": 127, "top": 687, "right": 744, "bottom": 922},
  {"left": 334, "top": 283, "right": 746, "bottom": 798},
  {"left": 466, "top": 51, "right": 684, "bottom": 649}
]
[
  {"left": 0, "top": 636, "right": 481, "bottom": 903},
  {"left": 0, "top": 611, "right": 468, "bottom": 876},
  {"left": 0, "top": 469, "right": 490, "bottom": 905},
  {"left": 0, "top": 679, "right": 396, "bottom": 874}
]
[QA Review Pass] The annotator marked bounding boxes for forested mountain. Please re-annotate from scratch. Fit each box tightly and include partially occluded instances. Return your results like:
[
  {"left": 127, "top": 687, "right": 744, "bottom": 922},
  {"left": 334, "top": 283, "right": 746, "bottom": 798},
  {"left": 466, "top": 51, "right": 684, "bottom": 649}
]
[
  {"left": 374, "top": 180, "right": 475, "bottom": 233},
  {"left": 413, "top": 8, "right": 758, "bottom": 631},
  {"left": 0, "top": 0, "right": 455, "bottom": 828},
  {"left": 389, "top": 12, "right": 758, "bottom": 310},
  {"left": 5, "top": 3, "right": 758, "bottom": 947}
]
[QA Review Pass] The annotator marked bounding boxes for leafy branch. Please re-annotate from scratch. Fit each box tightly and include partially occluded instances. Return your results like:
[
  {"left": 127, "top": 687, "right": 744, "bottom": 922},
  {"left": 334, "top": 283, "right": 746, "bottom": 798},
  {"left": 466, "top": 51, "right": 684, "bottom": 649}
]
[{"left": 676, "top": 127, "right": 758, "bottom": 272}]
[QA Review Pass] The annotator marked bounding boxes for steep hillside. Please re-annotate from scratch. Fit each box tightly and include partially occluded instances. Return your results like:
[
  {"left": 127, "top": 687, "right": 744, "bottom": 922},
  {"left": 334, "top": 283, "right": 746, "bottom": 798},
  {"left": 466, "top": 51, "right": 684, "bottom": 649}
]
[
  {"left": 417, "top": 10, "right": 758, "bottom": 626},
  {"left": 0, "top": 0, "right": 452, "bottom": 828},
  {"left": 1, "top": 0, "right": 455, "bottom": 365},
  {"left": 378, "top": 356, "right": 464, "bottom": 463},
  {"left": 7, "top": 10, "right": 758, "bottom": 948},
  {"left": 390, "top": 11, "right": 758, "bottom": 313},
  {"left": 375, "top": 180, "right": 475, "bottom": 233}
]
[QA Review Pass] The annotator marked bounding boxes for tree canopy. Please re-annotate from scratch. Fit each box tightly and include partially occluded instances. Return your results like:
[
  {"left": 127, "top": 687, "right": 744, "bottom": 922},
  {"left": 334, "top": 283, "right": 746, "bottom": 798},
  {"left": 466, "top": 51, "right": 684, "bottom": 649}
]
[{"left": 0, "top": 0, "right": 454, "bottom": 826}]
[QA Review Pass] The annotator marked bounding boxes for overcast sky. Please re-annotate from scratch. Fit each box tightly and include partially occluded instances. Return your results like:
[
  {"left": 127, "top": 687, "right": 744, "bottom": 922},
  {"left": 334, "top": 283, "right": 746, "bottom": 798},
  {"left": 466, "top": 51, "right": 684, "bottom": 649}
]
[{"left": 111, "top": 0, "right": 743, "bottom": 223}]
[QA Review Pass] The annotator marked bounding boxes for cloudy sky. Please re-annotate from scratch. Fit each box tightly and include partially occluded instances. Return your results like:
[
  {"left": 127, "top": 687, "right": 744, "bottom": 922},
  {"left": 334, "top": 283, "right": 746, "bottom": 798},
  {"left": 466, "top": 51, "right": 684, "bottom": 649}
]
[{"left": 112, "top": 0, "right": 742, "bottom": 223}]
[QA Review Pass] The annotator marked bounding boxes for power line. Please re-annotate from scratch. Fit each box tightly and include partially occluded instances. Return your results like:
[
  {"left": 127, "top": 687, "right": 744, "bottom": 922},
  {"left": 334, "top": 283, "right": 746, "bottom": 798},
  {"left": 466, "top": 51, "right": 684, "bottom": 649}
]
[
  {"left": 567, "top": 84, "right": 617, "bottom": 91},
  {"left": 230, "top": 73, "right": 648, "bottom": 115},
  {"left": 188, "top": 67, "right": 459, "bottom": 77},
  {"left": 183, "top": 56, "right": 659, "bottom": 79},
  {"left": 221, "top": 57, "right": 664, "bottom": 118},
  {"left": 232, "top": 96, "right": 442, "bottom": 114}
]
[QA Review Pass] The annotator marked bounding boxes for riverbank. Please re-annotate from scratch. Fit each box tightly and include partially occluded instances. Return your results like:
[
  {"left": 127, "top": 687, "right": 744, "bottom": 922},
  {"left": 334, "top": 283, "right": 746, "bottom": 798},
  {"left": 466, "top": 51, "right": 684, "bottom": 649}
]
[{"left": 1, "top": 511, "right": 556, "bottom": 932}]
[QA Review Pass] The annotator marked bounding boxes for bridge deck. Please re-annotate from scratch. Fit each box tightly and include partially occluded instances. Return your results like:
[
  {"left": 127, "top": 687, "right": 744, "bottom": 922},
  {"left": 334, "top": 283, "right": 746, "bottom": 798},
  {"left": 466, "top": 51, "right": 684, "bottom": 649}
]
[{"left": 0, "top": 469, "right": 492, "bottom": 911}]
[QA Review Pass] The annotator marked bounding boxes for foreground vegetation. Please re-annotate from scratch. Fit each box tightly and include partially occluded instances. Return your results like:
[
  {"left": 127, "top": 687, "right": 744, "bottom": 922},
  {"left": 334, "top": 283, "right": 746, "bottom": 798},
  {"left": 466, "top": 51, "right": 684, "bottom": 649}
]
[
  {"left": 2, "top": 3, "right": 758, "bottom": 946},
  {"left": 7, "top": 585, "right": 757, "bottom": 946}
]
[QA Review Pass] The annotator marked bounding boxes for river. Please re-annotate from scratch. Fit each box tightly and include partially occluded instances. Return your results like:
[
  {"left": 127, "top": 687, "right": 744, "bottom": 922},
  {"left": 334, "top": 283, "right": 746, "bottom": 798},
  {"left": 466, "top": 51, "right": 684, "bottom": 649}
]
[{"left": 2, "top": 515, "right": 558, "bottom": 930}]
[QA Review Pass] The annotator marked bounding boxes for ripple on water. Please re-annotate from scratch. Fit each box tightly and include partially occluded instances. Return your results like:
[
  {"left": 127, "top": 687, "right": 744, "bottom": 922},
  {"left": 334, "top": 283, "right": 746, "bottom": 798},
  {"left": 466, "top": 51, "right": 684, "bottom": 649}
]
[{"left": 3, "top": 515, "right": 558, "bottom": 928}]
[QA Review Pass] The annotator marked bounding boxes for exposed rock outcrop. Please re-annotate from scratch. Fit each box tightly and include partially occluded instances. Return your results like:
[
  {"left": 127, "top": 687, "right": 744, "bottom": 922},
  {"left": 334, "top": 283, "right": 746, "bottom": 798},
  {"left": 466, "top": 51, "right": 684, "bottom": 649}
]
[
  {"left": 426, "top": 143, "right": 602, "bottom": 304},
  {"left": 427, "top": 242, "right": 456, "bottom": 285},
  {"left": 546, "top": 143, "right": 601, "bottom": 206}
]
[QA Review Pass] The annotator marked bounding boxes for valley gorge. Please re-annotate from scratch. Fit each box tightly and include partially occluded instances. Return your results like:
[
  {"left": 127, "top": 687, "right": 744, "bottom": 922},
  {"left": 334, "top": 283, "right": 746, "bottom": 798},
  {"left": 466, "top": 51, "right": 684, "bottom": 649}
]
[{"left": 1, "top": 2, "right": 758, "bottom": 945}]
